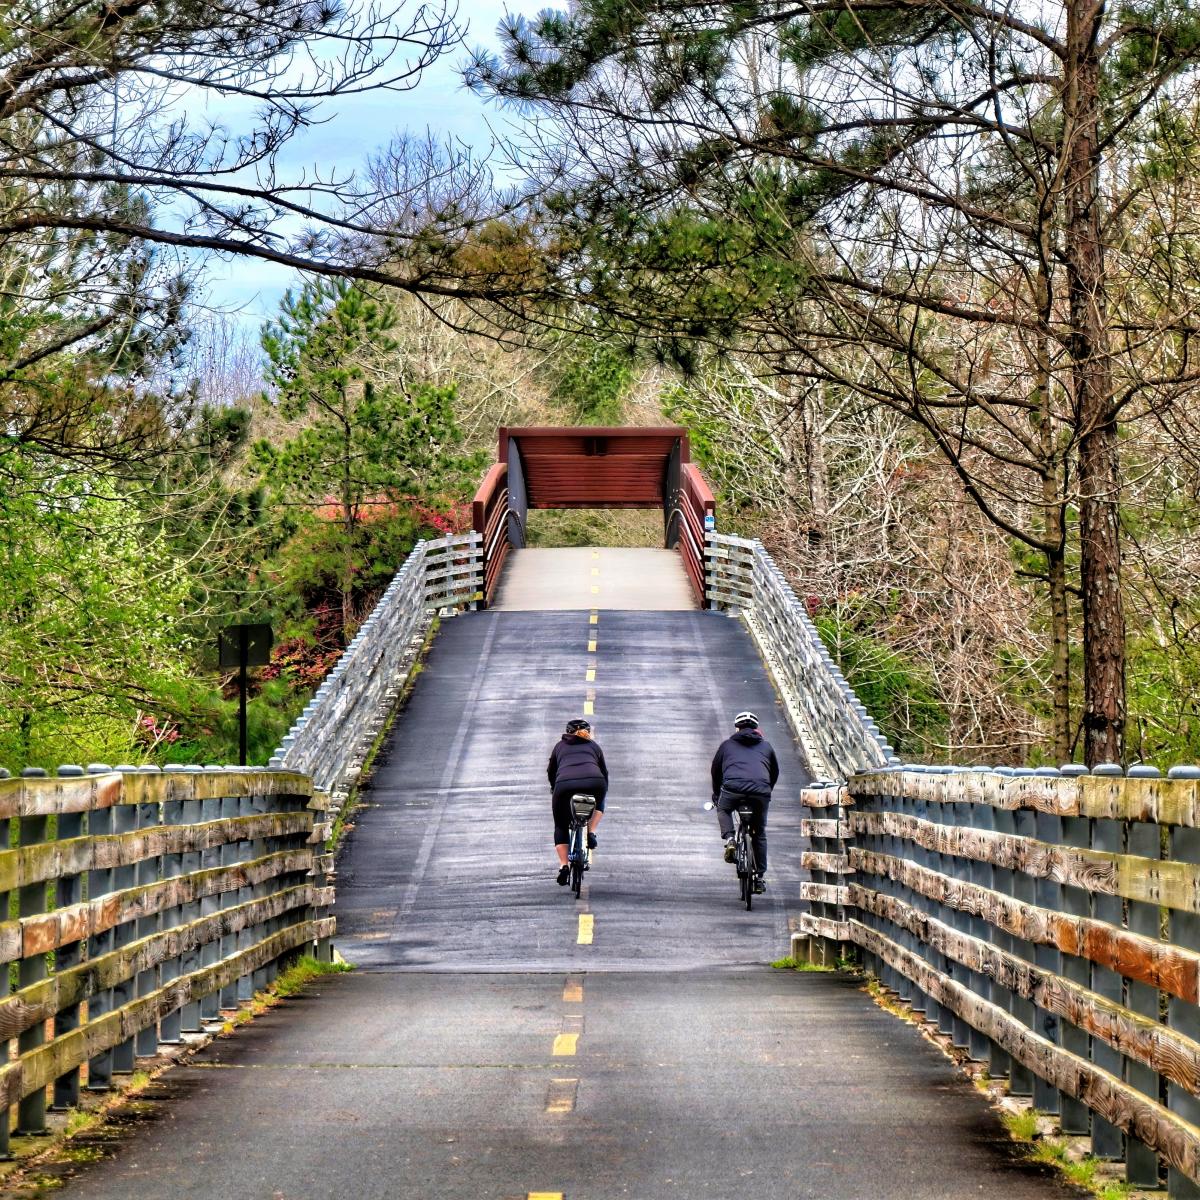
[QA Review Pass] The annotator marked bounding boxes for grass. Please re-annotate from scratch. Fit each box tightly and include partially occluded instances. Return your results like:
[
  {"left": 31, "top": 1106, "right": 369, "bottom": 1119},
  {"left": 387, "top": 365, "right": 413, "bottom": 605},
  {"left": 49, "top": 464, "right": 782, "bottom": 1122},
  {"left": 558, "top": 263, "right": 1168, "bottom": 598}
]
[
  {"left": 1002, "top": 1108, "right": 1040, "bottom": 1142},
  {"left": 272, "top": 955, "right": 353, "bottom": 998},
  {"left": 771, "top": 955, "right": 833, "bottom": 972},
  {"left": 1002, "top": 1109, "right": 1132, "bottom": 1200}
]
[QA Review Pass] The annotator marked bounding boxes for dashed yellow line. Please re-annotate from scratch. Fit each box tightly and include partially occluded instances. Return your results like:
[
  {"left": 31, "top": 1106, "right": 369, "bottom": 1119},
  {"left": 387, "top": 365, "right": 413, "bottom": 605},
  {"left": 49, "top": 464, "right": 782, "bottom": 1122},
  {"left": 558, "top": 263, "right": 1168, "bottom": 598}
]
[
  {"left": 590, "top": 585, "right": 599, "bottom": 594},
  {"left": 585, "top": 668, "right": 595, "bottom": 682},
  {"left": 583, "top": 700, "right": 594, "bottom": 715},
  {"left": 529, "top": 1193, "right": 564, "bottom": 1200},
  {"left": 590, "top": 567, "right": 599, "bottom": 576},
  {"left": 587, "top": 639, "right": 597, "bottom": 652},
  {"left": 577, "top": 913, "right": 594, "bottom": 945},
  {"left": 552, "top": 1033, "right": 579, "bottom": 1056},
  {"left": 545, "top": 1078, "right": 579, "bottom": 1114},
  {"left": 563, "top": 978, "right": 584, "bottom": 1003},
  {"left": 589, "top": 614, "right": 598, "bottom": 625}
]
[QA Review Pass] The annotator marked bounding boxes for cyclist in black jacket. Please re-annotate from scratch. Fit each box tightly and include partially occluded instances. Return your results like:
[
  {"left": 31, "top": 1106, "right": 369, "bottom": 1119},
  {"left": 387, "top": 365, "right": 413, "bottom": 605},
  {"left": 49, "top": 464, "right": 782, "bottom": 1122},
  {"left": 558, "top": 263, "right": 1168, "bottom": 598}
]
[
  {"left": 548, "top": 718, "right": 608, "bottom": 886},
  {"left": 711, "top": 710, "right": 779, "bottom": 894}
]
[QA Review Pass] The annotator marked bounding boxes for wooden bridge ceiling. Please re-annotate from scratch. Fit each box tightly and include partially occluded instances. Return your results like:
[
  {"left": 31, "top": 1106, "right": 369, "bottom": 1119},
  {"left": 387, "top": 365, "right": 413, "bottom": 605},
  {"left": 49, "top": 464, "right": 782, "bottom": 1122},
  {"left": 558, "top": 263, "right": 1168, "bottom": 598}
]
[{"left": 499, "top": 426, "right": 689, "bottom": 509}]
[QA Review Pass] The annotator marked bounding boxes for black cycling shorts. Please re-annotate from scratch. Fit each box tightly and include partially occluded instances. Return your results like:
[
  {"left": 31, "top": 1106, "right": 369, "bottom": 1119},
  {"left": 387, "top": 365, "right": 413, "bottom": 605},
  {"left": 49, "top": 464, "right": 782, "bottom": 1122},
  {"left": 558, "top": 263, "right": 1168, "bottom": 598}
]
[{"left": 551, "top": 778, "right": 607, "bottom": 845}]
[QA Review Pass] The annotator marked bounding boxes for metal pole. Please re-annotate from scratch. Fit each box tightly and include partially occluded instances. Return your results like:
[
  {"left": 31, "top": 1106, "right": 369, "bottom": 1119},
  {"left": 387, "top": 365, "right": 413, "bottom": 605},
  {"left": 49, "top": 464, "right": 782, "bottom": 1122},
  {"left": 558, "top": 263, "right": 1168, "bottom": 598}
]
[{"left": 239, "top": 626, "right": 249, "bottom": 766}]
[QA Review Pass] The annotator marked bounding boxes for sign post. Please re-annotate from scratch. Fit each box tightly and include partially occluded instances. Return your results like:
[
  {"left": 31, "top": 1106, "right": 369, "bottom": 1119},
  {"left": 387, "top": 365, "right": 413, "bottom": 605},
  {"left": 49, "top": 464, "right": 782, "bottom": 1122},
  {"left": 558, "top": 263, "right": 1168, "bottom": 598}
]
[{"left": 218, "top": 623, "right": 273, "bottom": 765}]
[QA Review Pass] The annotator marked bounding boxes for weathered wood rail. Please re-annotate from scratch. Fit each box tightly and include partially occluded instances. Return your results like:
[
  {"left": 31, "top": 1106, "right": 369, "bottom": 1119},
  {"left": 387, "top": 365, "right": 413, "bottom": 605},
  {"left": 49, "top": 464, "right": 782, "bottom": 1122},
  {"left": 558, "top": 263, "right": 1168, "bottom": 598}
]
[
  {"left": 0, "top": 764, "right": 329, "bottom": 1155},
  {"left": 273, "top": 531, "right": 482, "bottom": 798},
  {"left": 704, "top": 532, "right": 895, "bottom": 780},
  {"left": 796, "top": 764, "right": 1200, "bottom": 1194}
]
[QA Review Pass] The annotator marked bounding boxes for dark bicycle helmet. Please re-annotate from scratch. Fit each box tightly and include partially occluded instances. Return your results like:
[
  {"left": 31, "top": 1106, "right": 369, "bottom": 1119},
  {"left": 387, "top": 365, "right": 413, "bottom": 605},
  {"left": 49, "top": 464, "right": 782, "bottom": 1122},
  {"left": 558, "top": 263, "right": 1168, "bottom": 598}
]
[
  {"left": 733, "top": 711, "right": 758, "bottom": 729},
  {"left": 565, "top": 718, "right": 592, "bottom": 734}
]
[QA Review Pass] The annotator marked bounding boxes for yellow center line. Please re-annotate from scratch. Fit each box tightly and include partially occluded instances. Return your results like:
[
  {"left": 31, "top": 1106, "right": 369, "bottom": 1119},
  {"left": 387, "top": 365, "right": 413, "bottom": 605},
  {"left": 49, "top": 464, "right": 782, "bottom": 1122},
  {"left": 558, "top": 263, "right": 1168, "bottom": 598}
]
[
  {"left": 552, "top": 1033, "right": 579, "bottom": 1056},
  {"left": 563, "top": 979, "right": 584, "bottom": 1003},
  {"left": 587, "top": 640, "right": 597, "bottom": 652},
  {"left": 578, "top": 913, "right": 594, "bottom": 944},
  {"left": 590, "top": 585, "right": 599, "bottom": 594},
  {"left": 583, "top": 700, "right": 594, "bottom": 715},
  {"left": 545, "top": 1078, "right": 579, "bottom": 1114},
  {"left": 589, "top": 614, "right": 598, "bottom": 625},
  {"left": 585, "top": 668, "right": 595, "bottom": 682},
  {"left": 529, "top": 1193, "right": 565, "bottom": 1200}
]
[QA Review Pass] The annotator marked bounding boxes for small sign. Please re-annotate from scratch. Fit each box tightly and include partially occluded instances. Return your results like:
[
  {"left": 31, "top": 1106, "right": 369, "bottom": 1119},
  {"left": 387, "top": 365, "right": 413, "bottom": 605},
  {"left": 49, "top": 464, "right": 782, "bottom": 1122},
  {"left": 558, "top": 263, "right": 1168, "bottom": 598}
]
[
  {"left": 703, "top": 514, "right": 716, "bottom": 532},
  {"left": 219, "top": 623, "right": 273, "bottom": 669}
]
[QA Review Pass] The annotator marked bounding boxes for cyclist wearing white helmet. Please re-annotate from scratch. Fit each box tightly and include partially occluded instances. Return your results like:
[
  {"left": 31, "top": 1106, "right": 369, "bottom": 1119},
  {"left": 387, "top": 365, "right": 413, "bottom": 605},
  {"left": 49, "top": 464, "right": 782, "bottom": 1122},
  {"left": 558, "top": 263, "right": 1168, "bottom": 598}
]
[
  {"left": 711, "top": 710, "right": 779, "bottom": 893},
  {"left": 547, "top": 717, "right": 608, "bottom": 886}
]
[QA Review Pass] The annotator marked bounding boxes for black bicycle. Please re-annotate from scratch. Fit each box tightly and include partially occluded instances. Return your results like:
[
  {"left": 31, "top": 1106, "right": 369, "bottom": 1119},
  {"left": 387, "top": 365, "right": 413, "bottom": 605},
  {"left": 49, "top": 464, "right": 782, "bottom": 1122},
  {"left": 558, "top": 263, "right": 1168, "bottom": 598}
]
[
  {"left": 707, "top": 799, "right": 759, "bottom": 910},
  {"left": 566, "top": 793, "right": 597, "bottom": 898}
]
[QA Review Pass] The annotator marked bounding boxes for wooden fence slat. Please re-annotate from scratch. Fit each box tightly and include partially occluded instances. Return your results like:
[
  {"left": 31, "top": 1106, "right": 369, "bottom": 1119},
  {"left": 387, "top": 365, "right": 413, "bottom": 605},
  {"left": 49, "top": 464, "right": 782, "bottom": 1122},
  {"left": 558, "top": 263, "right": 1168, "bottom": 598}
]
[
  {"left": 851, "top": 769, "right": 1200, "bottom": 826},
  {"left": 852, "top": 809, "right": 1200, "bottom": 913},
  {"left": 849, "top": 918, "right": 1200, "bottom": 1184},
  {"left": 1170, "top": 822, "right": 1200, "bottom": 1198},
  {"left": 850, "top": 885, "right": 1200, "bottom": 1097},
  {"left": 0, "top": 811, "right": 312, "bottom": 894},
  {"left": 1127, "top": 814, "right": 1164, "bottom": 1181},
  {"left": 851, "top": 847, "right": 1200, "bottom": 1003},
  {"left": 0, "top": 769, "right": 327, "bottom": 1137}
]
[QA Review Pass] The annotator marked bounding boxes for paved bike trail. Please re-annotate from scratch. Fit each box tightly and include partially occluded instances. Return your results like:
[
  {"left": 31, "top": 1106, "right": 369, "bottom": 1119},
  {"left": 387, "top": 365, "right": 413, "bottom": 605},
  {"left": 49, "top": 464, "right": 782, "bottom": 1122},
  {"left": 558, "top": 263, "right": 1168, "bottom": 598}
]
[{"left": 55, "top": 609, "right": 1074, "bottom": 1200}]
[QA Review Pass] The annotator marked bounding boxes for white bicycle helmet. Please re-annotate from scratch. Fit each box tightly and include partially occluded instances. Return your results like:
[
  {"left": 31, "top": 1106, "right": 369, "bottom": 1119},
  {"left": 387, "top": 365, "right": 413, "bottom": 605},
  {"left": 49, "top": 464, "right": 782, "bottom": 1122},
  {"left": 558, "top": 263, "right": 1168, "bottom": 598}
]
[{"left": 733, "top": 711, "right": 758, "bottom": 729}]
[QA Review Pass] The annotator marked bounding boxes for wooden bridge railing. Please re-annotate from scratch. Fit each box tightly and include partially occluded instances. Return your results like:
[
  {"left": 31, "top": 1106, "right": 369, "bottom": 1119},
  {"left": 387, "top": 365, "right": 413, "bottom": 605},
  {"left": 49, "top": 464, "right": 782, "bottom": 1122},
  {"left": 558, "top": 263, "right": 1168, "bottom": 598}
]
[
  {"left": 0, "top": 765, "right": 330, "bottom": 1156},
  {"left": 798, "top": 764, "right": 1200, "bottom": 1195},
  {"left": 273, "top": 531, "right": 482, "bottom": 798},
  {"left": 706, "top": 532, "right": 895, "bottom": 780}
]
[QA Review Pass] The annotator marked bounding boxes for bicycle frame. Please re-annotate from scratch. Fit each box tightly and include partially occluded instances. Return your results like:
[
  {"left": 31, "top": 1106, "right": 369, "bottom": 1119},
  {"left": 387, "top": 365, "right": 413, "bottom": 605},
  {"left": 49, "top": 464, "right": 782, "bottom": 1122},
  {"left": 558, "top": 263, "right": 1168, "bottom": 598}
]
[{"left": 733, "top": 806, "right": 757, "bottom": 877}]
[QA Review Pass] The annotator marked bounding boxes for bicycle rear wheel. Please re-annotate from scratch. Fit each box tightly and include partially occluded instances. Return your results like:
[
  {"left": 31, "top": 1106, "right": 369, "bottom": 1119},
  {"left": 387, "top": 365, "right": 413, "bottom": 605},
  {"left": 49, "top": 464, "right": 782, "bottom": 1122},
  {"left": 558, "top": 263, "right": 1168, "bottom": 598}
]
[
  {"left": 742, "top": 836, "right": 756, "bottom": 910},
  {"left": 570, "top": 827, "right": 584, "bottom": 896}
]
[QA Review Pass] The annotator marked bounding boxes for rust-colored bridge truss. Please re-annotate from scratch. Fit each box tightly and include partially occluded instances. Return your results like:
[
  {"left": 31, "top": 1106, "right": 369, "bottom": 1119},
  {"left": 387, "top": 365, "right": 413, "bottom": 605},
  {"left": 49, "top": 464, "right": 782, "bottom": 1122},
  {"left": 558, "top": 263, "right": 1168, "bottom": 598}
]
[{"left": 472, "top": 426, "right": 716, "bottom": 606}]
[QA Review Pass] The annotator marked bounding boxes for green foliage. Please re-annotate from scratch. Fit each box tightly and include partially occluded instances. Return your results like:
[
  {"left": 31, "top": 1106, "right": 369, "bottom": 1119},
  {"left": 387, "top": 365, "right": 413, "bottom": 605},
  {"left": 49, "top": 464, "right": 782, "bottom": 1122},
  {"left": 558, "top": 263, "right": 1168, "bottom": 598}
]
[
  {"left": 523, "top": 509, "right": 662, "bottom": 547},
  {"left": 541, "top": 331, "right": 635, "bottom": 422},
  {"left": 0, "top": 466, "right": 195, "bottom": 769},
  {"left": 272, "top": 955, "right": 354, "bottom": 998},
  {"left": 259, "top": 278, "right": 480, "bottom": 637},
  {"left": 155, "top": 676, "right": 306, "bottom": 767},
  {"left": 815, "top": 614, "right": 948, "bottom": 757}
]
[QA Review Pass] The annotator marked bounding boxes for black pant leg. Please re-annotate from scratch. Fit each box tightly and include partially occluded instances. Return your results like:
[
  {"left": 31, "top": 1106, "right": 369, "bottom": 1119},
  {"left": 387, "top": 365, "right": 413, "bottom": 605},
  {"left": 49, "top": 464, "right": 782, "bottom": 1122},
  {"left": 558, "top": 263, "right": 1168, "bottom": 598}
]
[
  {"left": 752, "top": 796, "right": 770, "bottom": 873},
  {"left": 551, "top": 792, "right": 571, "bottom": 846},
  {"left": 716, "top": 789, "right": 738, "bottom": 839}
]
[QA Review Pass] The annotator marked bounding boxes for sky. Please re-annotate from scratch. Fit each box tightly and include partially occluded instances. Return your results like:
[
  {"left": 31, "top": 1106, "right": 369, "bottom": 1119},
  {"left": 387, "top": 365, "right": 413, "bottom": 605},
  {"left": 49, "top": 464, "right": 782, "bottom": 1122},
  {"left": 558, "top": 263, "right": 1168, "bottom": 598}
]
[{"left": 199, "top": 0, "right": 517, "bottom": 327}]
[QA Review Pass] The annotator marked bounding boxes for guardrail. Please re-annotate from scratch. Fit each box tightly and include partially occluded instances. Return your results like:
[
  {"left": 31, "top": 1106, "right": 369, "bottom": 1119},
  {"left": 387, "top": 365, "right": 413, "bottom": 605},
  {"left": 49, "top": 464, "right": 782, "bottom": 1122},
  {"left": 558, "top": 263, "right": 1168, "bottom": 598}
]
[
  {"left": 798, "top": 764, "right": 1200, "bottom": 1195},
  {"left": 472, "top": 463, "right": 511, "bottom": 606},
  {"left": 273, "top": 532, "right": 482, "bottom": 797},
  {"left": 670, "top": 464, "right": 714, "bottom": 608},
  {"left": 0, "top": 764, "right": 329, "bottom": 1155},
  {"left": 705, "top": 532, "right": 894, "bottom": 780}
]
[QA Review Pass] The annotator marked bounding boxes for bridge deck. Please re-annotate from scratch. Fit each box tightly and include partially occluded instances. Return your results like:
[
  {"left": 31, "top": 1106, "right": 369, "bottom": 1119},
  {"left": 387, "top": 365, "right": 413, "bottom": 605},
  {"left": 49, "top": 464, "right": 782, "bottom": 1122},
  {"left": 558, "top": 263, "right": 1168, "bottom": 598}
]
[
  {"left": 491, "top": 547, "right": 697, "bottom": 611},
  {"left": 58, "top": 610, "right": 1072, "bottom": 1199}
]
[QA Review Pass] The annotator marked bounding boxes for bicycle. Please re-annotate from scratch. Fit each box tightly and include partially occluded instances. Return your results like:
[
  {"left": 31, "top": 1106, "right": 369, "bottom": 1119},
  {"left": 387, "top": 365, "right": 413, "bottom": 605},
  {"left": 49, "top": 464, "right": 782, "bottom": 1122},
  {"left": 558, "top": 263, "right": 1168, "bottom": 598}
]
[
  {"left": 566, "top": 793, "right": 597, "bottom": 898},
  {"left": 706, "top": 799, "right": 759, "bottom": 910}
]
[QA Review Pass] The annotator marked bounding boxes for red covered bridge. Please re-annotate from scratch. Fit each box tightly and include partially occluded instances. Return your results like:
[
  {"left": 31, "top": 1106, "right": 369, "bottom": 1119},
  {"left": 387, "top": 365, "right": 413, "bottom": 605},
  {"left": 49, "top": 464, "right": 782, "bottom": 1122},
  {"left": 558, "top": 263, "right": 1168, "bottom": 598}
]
[{"left": 471, "top": 426, "right": 715, "bottom": 606}]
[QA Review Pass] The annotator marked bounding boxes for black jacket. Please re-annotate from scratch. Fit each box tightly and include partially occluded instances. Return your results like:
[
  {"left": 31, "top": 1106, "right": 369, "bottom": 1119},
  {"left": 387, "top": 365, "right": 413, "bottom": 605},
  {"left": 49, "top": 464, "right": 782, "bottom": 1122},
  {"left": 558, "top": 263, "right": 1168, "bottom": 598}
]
[
  {"left": 711, "top": 728, "right": 779, "bottom": 801},
  {"left": 548, "top": 734, "right": 608, "bottom": 789}
]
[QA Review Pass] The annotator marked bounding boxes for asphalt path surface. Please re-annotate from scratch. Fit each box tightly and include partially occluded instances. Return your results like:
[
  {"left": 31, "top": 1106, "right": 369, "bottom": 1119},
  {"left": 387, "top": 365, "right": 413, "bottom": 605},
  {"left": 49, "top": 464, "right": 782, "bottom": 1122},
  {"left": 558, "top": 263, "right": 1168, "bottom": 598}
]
[{"left": 59, "top": 608, "right": 1074, "bottom": 1200}]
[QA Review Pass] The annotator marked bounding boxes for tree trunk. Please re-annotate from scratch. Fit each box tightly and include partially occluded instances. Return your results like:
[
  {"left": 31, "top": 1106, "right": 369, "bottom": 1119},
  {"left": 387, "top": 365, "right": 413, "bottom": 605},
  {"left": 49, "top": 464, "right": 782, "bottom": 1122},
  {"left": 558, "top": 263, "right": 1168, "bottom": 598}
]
[
  {"left": 1032, "top": 259, "right": 1073, "bottom": 765},
  {"left": 1064, "top": 0, "right": 1125, "bottom": 766},
  {"left": 1047, "top": 534, "right": 1071, "bottom": 764}
]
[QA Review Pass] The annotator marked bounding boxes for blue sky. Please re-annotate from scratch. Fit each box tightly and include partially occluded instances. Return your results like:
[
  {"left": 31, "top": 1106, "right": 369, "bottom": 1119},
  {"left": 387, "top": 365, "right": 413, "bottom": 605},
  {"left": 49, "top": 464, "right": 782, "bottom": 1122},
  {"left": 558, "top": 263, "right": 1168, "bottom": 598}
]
[{"left": 200, "top": 0, "right": 516, "bottom": 327}]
